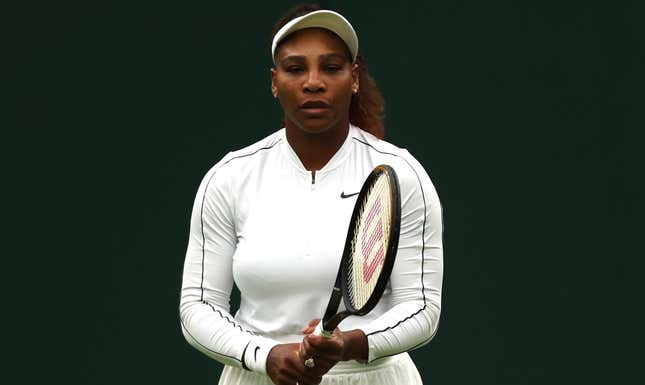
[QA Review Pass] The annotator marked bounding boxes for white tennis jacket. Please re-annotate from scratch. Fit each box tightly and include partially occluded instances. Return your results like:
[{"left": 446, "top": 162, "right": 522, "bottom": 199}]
[{"left": 180, "top": 125, "right": 443, "bottom": 374}]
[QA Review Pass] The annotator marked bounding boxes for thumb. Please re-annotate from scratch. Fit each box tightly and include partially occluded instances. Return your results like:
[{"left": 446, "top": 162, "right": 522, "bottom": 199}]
[{"left": 301, "top": 318, "right": 321, "bottom": 334}]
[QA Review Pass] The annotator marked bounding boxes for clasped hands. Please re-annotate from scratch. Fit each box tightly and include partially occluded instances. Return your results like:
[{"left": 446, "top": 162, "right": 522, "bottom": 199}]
[{"left": 266, "top": 319, "right": 367, "bottom": 385}]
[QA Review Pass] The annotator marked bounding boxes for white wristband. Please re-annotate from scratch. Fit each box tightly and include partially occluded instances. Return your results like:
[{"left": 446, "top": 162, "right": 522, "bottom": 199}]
[{"left": 243, "top": 336, "right": 279, "bottom": 374}]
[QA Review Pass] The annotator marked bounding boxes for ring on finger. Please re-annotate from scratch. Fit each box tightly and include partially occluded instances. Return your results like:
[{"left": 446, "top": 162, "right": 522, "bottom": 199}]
[{"left": 304, "top": 357, "right": 315, "bottom": 368}]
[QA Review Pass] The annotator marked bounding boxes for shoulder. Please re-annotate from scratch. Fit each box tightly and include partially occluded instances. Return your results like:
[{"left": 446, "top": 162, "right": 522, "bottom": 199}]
[
  {"left": 208, "top": 129, "right": 283, "bottom": 175},
  {"left": 351, "top": 128, "right": 442, "bottom": 227},
  {"left": 199, "top": 129, "right": 284, "bottom": 192},
  {"left": 349, "top": 126, "right": 406, "bottom": 157},
  {"left": 220, "top": 130, "right": 284, "bottom": 170},
  {"left": 349, "top": 126, "right": 436, "bottom": 195}
]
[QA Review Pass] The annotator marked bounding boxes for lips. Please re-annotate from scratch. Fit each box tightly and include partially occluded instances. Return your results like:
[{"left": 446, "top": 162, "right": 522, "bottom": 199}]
[{"left": 300, "top": 100, "right": 330, "bottom": 109}]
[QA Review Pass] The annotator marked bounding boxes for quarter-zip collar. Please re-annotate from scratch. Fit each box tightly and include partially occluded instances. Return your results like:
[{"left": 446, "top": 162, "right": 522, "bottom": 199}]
[{"left": 281, "top": 124, "right": 356, "bottom": 178}]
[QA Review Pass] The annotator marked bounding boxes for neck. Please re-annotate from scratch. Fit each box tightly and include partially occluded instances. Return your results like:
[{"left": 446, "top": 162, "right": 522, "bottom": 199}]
[{"left": 285, "top": 121, "right": 350, "bottom": 171}]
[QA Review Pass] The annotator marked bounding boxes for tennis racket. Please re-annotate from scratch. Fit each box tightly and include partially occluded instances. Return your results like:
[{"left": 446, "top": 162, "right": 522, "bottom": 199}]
[{"left": 313, "top": 164, "right": 401, "bottom": 338}]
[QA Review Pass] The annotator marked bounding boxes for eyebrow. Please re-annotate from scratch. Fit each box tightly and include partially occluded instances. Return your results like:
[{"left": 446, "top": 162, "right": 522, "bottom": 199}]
[{"left": 279, "top": 53, "right": 349, "bottom": 65}]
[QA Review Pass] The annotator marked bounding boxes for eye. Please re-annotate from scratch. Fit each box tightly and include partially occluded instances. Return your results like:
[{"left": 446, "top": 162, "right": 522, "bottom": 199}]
[
  {"left": 325, "top": 65, "right": 342, "bottom": 73},
  {"left": 286, "top": 66, "right": 304, "bottom": 74}
]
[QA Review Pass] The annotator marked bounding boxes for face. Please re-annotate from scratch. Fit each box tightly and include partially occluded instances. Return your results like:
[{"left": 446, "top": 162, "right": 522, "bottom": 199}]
[{"left": 271, "top": 28, "right": 358, "bottom": 135}]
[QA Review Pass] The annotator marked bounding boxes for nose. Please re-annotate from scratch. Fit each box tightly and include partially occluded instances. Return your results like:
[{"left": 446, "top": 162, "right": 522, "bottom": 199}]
[{"left": 303, "top": 69, "right": 325, "bottom": 93}]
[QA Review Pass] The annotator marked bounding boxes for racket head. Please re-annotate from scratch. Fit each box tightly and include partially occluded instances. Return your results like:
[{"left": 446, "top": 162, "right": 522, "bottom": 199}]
[{"left": 339, "top": 164, "right": 401, "bottom": 316}]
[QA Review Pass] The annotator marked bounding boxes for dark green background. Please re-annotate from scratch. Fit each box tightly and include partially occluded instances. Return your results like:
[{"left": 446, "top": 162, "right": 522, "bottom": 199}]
[{"left": 6, "top": 0, "right": 643, "bottom": 384}]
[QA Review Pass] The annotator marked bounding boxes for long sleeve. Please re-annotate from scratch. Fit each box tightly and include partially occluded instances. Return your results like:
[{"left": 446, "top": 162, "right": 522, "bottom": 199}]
[
  {"left": 359, "top": 153, "right": 444, "bottom": 363},
  {"left": 179, "top": 158, "right": 279, "bottom": 373},
  {"left": 179, "top": 128, "right": 444, "bottom": 369}
]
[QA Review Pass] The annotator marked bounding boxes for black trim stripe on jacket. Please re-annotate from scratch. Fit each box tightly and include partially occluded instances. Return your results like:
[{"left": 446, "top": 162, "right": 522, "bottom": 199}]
[
  {"left": 351, "top": 137, "right": 433, "bottom": 338},
  {"left": 191, "top": 138, "right": 283, "bottom": 360}
]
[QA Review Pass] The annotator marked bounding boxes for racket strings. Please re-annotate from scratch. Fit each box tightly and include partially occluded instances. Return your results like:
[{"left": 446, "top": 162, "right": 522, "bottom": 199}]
[{"left": 346, "top": 173, "right": 392, "bottom": 310}]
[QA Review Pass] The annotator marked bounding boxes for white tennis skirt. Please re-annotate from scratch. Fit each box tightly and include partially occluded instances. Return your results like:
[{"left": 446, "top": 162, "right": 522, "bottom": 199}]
[{"left": 217, "top": 352, "right": 423, "bottom": 385}]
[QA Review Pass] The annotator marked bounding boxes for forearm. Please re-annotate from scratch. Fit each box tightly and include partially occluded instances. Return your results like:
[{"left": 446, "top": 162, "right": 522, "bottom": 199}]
[{"left": 357, "top": 159, "right": 443, "bottom": 362}]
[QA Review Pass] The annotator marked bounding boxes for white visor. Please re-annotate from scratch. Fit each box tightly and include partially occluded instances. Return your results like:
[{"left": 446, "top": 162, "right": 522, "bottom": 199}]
[{"left": 271, "top": 10, "right": 359, "bottom": 64}]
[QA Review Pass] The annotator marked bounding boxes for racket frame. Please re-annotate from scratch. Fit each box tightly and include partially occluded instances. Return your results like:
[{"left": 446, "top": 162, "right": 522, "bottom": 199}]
[{"left": 318, "top": 164, "right": 401, "bottom": 335}]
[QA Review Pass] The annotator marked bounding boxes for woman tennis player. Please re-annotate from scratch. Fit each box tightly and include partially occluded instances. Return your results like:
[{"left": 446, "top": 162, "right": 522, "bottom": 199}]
[{"left": 179, "top": 4, "right": 444, "bottom": 385}]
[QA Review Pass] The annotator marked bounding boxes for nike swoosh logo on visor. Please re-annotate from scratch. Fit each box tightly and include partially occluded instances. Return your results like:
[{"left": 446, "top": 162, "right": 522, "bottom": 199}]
[{"left": 340, "top": 191, "right": 359, "bottom": 199}]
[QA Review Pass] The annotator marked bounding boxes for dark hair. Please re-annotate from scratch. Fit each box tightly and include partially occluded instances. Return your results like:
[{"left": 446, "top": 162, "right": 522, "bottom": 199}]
[{"left": 270, "top": 4, "right": 386, "bottom": 139}]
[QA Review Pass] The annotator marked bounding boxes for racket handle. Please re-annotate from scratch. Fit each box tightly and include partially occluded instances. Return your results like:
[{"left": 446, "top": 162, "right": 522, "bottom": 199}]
[{"left": 313, "top": 321, "right": 334, "bottom": 338}]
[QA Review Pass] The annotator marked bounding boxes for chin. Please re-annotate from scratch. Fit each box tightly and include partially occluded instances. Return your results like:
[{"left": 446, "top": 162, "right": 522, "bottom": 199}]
[
  {"left": 300, "top": 122, "right": 334, "bottom": 134},
  {"left": 288, "top": 117, "right": 332, "bottom": 134}
]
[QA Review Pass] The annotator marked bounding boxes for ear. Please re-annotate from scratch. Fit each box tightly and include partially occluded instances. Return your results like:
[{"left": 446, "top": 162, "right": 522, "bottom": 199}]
[{"left": 270, "top": 67, "right": 278, "bottom": 98}]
